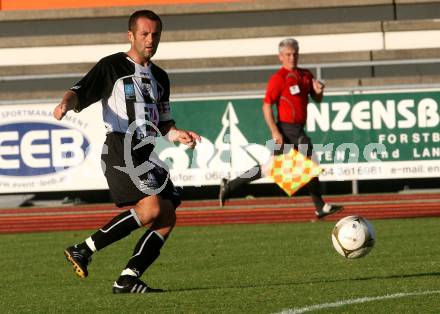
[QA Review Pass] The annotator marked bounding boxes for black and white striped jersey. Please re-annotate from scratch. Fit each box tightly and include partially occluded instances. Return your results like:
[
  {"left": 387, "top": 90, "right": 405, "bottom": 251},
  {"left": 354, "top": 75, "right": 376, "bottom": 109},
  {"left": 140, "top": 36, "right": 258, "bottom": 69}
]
[{"left": 71, "top": 52, "right": 172, "bottom": 140}]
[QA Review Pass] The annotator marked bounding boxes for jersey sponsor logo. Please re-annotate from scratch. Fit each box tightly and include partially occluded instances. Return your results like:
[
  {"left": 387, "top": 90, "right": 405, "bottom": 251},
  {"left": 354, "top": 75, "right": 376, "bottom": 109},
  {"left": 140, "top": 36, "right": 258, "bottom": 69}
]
[
  {"left": 134, "top": 103, "right": 159, "bottom": 139},
  {"left": 124, "top": 83, "right": 136, "bottom": 100},
  {"left": 0, "top": 122, "right": 90, "bottom": 176}
]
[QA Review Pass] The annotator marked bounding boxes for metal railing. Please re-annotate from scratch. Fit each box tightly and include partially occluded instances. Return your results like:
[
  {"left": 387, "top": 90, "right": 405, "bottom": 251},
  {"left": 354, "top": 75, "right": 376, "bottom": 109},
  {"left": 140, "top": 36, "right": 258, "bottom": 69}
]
[{"left": 2, "top": 58, "right": 440, "bottom": 83}]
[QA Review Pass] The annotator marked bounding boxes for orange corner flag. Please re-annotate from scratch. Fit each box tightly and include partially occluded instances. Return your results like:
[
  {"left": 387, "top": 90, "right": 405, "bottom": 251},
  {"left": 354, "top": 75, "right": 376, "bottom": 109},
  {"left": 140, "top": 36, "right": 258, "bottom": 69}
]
[{"left": 269, "top": 149, "right": 323, "bottom": 196}]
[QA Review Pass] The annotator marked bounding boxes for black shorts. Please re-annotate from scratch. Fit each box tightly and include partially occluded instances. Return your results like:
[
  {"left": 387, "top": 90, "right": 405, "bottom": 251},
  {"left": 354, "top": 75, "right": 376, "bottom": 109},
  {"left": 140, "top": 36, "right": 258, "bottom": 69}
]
[
  {"left": 275, "top": 122, "right": 314, "bottom": 157},
  {"left": 101, "top": 132, "right": 181, "bottom": 208}
]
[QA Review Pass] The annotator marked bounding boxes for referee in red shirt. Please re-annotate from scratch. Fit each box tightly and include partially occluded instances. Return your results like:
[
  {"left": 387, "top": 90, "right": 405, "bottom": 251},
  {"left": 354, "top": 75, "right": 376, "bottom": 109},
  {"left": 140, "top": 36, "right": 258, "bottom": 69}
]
[{"left": 220, "top": 38, "right": 343, "bottom": 219}]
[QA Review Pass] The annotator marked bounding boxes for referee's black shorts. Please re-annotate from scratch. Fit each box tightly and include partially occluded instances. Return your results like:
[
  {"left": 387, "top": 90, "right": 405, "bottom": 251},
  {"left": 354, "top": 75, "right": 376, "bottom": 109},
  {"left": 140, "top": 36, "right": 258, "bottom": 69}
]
[
  {"left": 101, "top": 132, "right": 181, "bottom": 209},
  {"left": 275, "top": 122, "right": 314, "bottom": 157}
]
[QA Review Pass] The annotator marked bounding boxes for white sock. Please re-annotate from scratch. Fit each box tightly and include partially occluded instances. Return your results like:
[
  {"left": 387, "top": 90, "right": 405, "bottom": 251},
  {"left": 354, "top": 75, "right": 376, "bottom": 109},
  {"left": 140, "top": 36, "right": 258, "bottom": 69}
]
[
  {"left": 322, "top": 203, "right": 332, "bottom": 213},
  {"left": 121, "top": 268, "right": 139, "bottom": 277},
  {"left": 85, "top": 237, "right": 97, "bottom": 252}
]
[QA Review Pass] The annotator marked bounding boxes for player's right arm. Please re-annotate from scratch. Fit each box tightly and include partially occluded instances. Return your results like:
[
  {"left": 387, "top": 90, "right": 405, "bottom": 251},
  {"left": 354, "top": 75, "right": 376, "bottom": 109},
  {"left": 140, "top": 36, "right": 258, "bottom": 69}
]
[
  {"left": 54, "top": 56, "right": 113, "bottom": 121},
  {"left": 53, "top": 90, "right": 78, "bottom": 121}
]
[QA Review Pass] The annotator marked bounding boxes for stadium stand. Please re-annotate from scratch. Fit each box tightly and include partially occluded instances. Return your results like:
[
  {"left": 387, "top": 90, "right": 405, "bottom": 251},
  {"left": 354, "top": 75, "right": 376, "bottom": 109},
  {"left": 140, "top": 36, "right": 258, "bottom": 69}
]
[{"left": 1, "top": 0, "right": 440, "bottom": 101}]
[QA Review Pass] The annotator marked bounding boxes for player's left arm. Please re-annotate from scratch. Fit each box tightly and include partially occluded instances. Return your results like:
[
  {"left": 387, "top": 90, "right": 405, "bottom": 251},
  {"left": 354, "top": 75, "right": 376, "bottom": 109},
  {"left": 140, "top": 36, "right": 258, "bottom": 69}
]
[
  {"left": 164, "top": 122, "right": 201, "bottom": 149},
  {"left": 157, "top": 109, "right": 201, "bottom": 149}
]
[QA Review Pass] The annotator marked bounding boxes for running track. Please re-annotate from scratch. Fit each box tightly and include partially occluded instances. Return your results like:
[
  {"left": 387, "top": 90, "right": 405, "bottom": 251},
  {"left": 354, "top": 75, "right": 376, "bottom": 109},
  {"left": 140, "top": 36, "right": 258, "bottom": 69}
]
[{"left": 1, "top": 193, "right": 440, "bottom": 234}]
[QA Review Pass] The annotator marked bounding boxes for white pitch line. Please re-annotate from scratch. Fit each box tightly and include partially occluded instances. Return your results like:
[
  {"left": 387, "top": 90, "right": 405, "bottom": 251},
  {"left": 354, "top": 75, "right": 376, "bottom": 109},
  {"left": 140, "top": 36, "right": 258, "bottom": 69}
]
[{"left": 276, "top": 290, "right": 440, "bottom": 314}]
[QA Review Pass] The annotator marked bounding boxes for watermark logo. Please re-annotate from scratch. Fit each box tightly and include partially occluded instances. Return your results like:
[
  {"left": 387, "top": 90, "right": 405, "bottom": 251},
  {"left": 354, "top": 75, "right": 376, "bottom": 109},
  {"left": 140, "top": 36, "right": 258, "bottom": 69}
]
[
  {"left": 109, "top": 119, "right": 170, "bottom": 195},
  {"left": 152, "top": 102, "right": 389, "bottom": 185}
]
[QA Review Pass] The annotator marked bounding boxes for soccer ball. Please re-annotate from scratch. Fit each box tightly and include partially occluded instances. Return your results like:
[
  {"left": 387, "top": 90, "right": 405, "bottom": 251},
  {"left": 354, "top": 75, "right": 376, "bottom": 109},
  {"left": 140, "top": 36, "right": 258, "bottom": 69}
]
[{"left": 331, "top": 215, "right": 375, "bottom": 259}]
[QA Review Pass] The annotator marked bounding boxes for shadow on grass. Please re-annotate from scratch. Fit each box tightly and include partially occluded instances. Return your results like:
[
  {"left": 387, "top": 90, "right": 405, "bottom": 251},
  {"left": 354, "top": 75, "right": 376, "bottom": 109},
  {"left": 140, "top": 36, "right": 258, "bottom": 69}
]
[{"left": 166, "top": 271, "right": 440, "bottom": 293}]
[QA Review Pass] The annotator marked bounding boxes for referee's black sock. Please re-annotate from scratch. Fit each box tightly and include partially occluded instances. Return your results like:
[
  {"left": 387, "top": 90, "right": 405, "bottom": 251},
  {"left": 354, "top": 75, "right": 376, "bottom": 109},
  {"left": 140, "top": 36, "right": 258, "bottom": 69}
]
[
  {"left": 120, "top": 229, "right": 164, "bottom": 278},
  {"left": 79, "top": 208, "right": 143, "bottom": 253},
  {"left": 307, "top": 177, "right": 325, "bottom": 211},
  {"left": 227, "top": 165, "right": 263, "bottom": 194}
]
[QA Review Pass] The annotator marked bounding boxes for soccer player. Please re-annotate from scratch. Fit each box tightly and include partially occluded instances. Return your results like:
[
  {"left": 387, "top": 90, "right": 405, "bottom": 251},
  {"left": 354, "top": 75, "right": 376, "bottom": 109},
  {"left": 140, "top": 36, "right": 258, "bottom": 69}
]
[
  {"left": 219, "top": 38, "right": 343, "bottom": 219},
  {"left": 53, "top": 10, "right": 201, "bottom": 293}
]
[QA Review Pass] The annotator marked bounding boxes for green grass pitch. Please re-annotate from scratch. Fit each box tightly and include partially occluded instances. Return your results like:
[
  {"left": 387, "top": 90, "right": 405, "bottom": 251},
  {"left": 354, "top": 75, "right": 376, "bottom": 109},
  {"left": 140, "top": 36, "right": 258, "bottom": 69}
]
[{"left": 1, "top": 217, "right": 439, "bottom": 313}]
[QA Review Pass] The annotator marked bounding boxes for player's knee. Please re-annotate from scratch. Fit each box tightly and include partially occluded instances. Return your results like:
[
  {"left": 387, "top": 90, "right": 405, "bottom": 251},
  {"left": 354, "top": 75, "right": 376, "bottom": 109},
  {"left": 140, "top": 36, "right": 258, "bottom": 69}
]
[
  {"left": 150, "top": 206, "right": 162, "bottom": 221},
  {"left": 135, "top": 199, "right": 161, "bottom": 224}
]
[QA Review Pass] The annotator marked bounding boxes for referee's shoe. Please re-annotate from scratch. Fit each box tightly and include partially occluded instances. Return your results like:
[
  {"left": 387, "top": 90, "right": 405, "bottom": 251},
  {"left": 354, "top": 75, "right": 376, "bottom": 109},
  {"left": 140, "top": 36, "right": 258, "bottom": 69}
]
[
  {"left": 315, "top": 204, "right": 344, "bottom": 219},
  {"left": 219, "top": 178, "right": 230, "bottom": 207},
  {"left": 64, "top": 245, "right": 92, "bottom": 278}
]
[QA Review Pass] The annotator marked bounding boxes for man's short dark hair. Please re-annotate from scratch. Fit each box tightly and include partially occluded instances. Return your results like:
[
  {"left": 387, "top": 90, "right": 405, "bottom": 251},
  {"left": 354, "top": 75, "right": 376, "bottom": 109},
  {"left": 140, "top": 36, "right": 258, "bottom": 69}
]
[{"left": 128, "top": 10, "right": 162, "bottom": 32}]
